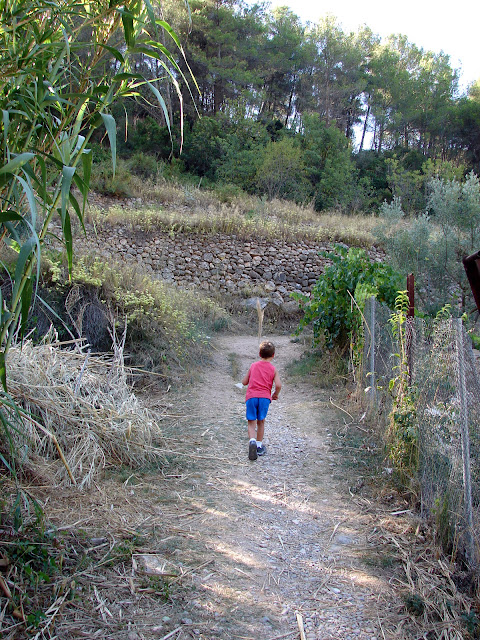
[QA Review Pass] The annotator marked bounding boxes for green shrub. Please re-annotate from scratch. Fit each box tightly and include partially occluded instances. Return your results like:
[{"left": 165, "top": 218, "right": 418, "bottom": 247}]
[
  {"left": 375, "top": 171, "right": 480, "bottom": 315},
  {"left": 470, "top": 332, "right": 480, "bottom": 349},
  {"left": 126, "top": 152, "right": 160, "bottom": 180},
  {"left": 212, "top": 182, "right": 246, "bottom": 204},
  {"left": 88, "top": 158, "right": 135, "bottom": 198},
  {"left": 119, "top": 115, "right": 175, "bottom": 157},
  {"left": 294, "top": 245, "right": 402, "bottom": 350}
]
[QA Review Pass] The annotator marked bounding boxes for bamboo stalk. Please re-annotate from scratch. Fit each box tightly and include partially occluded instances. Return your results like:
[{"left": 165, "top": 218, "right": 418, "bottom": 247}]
[
  {"left": 256, "top": 297, "right": 264, "bottom": 343},
  {"left": 24, "top": 414, "right": 77, "bottom": 485}
]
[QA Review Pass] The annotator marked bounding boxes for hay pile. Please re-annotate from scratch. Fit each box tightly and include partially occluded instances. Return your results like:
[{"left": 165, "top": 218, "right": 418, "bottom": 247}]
[{"left": 2, "top": 337, "right": 165, "bottom": 489}]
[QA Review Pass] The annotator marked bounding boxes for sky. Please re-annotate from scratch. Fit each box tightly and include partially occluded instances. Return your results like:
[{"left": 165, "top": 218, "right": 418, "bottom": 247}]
[{"left": 272, "top": 0, "right": 480, "bottom": 93}]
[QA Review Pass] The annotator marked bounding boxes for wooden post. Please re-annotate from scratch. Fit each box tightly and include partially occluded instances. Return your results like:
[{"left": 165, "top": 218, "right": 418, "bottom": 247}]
[
  {"left": 407, "top": 274, "right": 415, "bottom": 319},
  {"left": 462, "top": 251, "right": 480, "bottom": 315}
]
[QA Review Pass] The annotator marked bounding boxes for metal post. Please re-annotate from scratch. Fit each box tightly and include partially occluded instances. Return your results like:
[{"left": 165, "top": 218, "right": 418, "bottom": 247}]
[
  {"left": 406, "top": 274, "right": 415, "bottom": 385},
  {"left": 454, "top": 318, "right": 476, "bottom": 567},
  {"left": 369, "top": 297, "right": 376, "bottom": 406}
]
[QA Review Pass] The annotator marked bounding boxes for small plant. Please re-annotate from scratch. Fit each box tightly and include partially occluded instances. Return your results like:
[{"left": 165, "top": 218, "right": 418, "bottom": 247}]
[
  {"left": 461, "top": 610, "right": 480, "bottom": 637},
  {"left": 404, "top": 593, "right": 425, "bottom": 616},
  {"left": 145, "top": 575, "right": 174, "bottom": 602},
  {"left": 469, "top": 332, "right": 480, "bottom": 350},
  {"left": 10, "top": 537, "right": 59, "bottom": 585},
  {"left": 432, "top": 494, "right": 456, "bottom": 556},
  {"left": 386, "top": 291, "right": 419, "bottom": 484},
  {"left": 387, "top": 391, "right": 418, "bottom": 474},
  {"left": 126, "top": 152, "right": 161, "bottom": 180}
]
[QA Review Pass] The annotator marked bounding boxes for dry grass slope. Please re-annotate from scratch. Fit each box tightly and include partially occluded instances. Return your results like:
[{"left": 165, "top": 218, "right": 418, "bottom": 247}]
[{"left": 85, "top": 176, "right": 377, "bottom": 247}]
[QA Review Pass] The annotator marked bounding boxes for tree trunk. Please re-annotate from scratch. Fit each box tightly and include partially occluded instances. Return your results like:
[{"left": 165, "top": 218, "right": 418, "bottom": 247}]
[
  {"left": 377, "top": 117, "right": 384, "bottom": 153},
  {"left": 359, "top": 104, "right": 370, "bottom": 152},
  {"left": 285, "top": 82, "right": 296, "bottom": 128}
]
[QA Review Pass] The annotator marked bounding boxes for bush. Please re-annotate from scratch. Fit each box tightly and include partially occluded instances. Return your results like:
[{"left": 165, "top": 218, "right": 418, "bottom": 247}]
[
  {"left": 294, "top": 244, "right": 402, "bottom": 350},
  {"left": 126, "top": 152, "right": 160, "bottom": 179},
  {"left": 375, "top": 172, "right": 480, "bottom": 315},
  {"left": 255, "top": 137, "right": 310, "bottom": 203},
  {"left": 88, "top": 158, "right": 135, "bottom": 198},
  {"left": 36, "top": 254, "right": 230, "bottom": 381}
]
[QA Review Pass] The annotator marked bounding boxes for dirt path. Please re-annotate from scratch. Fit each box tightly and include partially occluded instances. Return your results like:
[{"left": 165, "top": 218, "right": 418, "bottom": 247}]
[
  {"left": 45, "top": 333, "right": 413, "bottom": 640},
  {"left": 146, "top": 333, "right": 408, "bottom": 640}
]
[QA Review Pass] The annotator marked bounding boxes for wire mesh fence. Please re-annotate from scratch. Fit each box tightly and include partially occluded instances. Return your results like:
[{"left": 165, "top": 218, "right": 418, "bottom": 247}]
[{"left": 361, "top": 297, "right": 480, "bottom": 568}]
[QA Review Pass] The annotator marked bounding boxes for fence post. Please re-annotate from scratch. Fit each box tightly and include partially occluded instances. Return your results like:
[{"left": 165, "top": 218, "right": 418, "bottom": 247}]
[
  {"left": 454, "top": 318, "right": 476, "bottom": 567},
  {"left": 406, "top": 274, "right": 415, "bottom": 385},
  {"left": 368, "top": 296, "right": 376, "bottom": 406}
]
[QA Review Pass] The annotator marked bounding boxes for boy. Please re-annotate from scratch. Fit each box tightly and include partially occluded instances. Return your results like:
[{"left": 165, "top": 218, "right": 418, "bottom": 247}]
[{"left": 242, "top": 340, "right": 282, "bottom": 461}]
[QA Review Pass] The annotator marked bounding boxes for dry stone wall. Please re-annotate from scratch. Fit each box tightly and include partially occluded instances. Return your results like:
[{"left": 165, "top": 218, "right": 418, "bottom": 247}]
[{"left": 71, "top": 223, "right": 383, "bottom": 305}]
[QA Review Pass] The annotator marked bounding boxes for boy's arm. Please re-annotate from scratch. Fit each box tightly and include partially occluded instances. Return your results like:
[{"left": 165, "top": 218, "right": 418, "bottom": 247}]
[
  {"left": 271, "top": 371, "right": 282, "bottom": 400},
  {"left": 241, "top": 368, "right": 250, "bottom": 387}
]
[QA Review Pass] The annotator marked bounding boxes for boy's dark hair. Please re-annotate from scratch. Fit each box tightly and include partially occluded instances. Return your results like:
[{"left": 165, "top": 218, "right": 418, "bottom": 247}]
[{"left": 259, "top": 340, "right": 275, "bottom": 358}]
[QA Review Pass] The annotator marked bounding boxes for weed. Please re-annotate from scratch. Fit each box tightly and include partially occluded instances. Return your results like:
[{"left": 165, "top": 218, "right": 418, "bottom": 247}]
[
  {"left": 461, "top": 610, "right": 480, "bottom": 637},
  {"left": 362, "top": 551, "right": 397, "bottom": 569},
  {"left": 286, "top": 341, "right": 347, "bottom": 388},
  {"left": 103, "top": 533, "right": 149, "bottom": 566},
  {"left": 10, "top": 537, "right": 59, "bottom": 585},
  {"left": 404, "top": 593, "right": 425, "bottom": 615},
  {"left": 144, "top": 575, "right": 175, "bottom": 601},
  {"left": 432, "top": 493, "right": 456, "bottom": 556},
  {"left": 386, "top": 292, "right": 419, "bottom": 489},
  {"left": 26, "top": 609, "right": 48, "bottom": 628},
  {"left": 470, "top": 332, "right": 480, "bottom": 350},
  {"left": 227, "top": 352, "right": 241, "bottom": 379}
]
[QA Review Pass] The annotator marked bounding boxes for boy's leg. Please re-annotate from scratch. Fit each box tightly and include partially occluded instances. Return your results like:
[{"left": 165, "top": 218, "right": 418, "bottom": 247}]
[
  {"left": 246, "top": 398, "right": 259, "bottom": 461},
  {"left": 247, "top": 420, "right": 257, "bottom": 440},
  {"left": 255, "top": 399, "right": 270, "bottom": 457},
  {"left": 248, "top": 420, "right": 258, "bottom": 460},
  {"left": 256, "top": 418, "right": 267, "bottom": 455},
  {"left": 256, "top": 419, "right": 265, "bottom": 443}
]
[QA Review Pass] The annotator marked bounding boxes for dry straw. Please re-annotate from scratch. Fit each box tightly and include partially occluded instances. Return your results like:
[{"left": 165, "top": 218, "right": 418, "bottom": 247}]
[
  {"left": 3, "top": 334, "right": 165, "bottom": 489},
  {"left": 369, "top": 521, "right": 476, "bottom": 639}
]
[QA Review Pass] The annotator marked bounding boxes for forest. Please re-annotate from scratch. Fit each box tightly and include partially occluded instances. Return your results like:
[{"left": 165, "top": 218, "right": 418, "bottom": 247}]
[{"left": 99, "top": 0, "right": 480, "bottom": 213}]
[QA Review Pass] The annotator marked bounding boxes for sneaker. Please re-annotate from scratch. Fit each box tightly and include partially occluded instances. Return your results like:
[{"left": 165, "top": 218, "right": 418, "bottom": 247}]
[
  {"left": 257, "top": 444, "right": 267, "bottom": 456},
  {"left": 248, "top": 441, "right": 258, "bottom": 461}
]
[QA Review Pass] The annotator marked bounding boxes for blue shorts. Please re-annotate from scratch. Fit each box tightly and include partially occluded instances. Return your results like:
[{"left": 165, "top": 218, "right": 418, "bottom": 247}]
[{"left": 246, "top": 397, "right": 271, "bottom": 421}]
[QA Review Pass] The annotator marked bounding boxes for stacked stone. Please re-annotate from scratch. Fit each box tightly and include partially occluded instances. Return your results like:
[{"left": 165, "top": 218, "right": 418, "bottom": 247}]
[
  {"left": 57, "top": 222, "right": 383, "bottom": 303},
  {"left": 83, "top": 228, "right": 336, "bottom": 302}
]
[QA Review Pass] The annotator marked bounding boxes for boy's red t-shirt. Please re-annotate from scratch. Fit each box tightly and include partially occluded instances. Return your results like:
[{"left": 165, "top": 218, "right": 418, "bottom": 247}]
[{"left": 245, "top": 360, "right": 276, "bottom": 401}]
